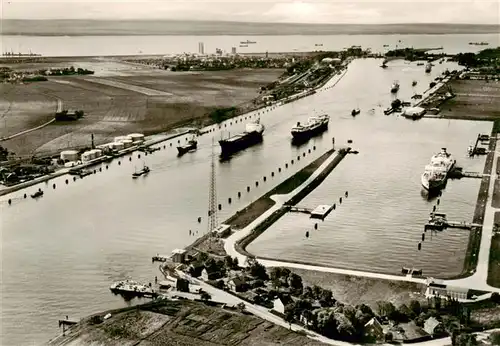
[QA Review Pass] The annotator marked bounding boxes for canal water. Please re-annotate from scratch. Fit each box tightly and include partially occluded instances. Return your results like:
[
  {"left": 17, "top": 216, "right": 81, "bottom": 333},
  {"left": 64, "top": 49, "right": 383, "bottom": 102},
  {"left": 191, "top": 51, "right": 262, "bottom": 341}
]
[{"left": 0, "top": 57, "right": 492, "bottom": 344}]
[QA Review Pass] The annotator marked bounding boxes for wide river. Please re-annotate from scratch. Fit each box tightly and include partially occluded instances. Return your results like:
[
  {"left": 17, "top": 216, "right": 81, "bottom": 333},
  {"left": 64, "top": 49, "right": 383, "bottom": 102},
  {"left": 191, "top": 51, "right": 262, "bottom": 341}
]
[{"left": 0, "top": 34, "right": 495, "bottom": 345}]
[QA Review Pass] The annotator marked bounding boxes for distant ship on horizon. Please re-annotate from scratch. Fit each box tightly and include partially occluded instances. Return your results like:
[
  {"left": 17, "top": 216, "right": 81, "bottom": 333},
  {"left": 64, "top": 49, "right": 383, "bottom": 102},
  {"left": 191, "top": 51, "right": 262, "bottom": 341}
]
[
  {"left": 240, "top": 40, "right": 257, "bottom": 45},
  {"left": 2, "top": 49, "right": 41, "bottom": 57}
]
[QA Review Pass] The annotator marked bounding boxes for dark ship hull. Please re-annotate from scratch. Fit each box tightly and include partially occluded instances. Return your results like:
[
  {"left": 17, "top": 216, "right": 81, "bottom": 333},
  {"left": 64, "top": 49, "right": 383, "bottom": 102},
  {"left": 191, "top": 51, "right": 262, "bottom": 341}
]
[
  {"left": 291, "top": 122, "right": 328, "bottom": 143},
  {"left": 177, "top": 142, "right": 197, "bottom": 156},
  {"left": 219, "top": 131, "right": 263, "bottom": 157}
]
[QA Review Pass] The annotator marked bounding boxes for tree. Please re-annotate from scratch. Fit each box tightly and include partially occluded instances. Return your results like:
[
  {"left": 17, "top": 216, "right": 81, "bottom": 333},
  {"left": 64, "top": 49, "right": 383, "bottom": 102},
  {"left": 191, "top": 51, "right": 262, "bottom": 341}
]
[
  {"left": 409, "top": 300, "right": 422, "bottom": 316},
  {"left": 284, "top": 304, "right": 295, "bottom": 329},
  {"left": 335, "top": 313, "right": 356, "bottom": 341},
  {"left": 453, "top": 332, "right": 477, "bottom": 346},
  {"left": 249, "top": 261, "right": 268, "bottom": 280},
  {"left": 385, "top": 332, "right": 394, "bottom": 342},
  {"left": 376, "top": 301, "right": 396, "bottom": 318},
  {"left": 319, "top": 288, "right": 334, "bottom": 307},
  {"left": 200, "top": 291, "right": 212, "bottom": 301},
  {"left": 288, "top": 273, "right": 303, "bottom": 294},
  {"left": 396, "top": 304, "right": 413, "bottom": 322},
  {"left": 489, "top": 331, "right": 500, "bottom": 345}
]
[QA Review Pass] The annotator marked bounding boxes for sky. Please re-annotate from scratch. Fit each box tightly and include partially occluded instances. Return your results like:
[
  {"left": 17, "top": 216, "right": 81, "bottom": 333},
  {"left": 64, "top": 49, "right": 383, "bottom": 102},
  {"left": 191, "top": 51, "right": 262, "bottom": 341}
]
[{"left": 2, "top": 0, "right": 499, "bottom": 24}]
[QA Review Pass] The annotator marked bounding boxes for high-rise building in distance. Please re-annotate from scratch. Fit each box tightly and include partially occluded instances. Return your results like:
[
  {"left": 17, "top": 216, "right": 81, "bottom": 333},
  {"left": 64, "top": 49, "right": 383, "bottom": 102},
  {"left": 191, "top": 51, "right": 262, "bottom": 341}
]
[{"left": 198, "top": 42, "right": 204, "bottom": 55}]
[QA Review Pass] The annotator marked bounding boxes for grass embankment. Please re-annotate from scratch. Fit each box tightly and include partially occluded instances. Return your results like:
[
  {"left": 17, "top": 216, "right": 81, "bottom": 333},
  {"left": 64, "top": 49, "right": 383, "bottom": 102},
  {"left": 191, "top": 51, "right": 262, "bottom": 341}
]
[
  {"left": 487, "top": 212, "right": 500, "bottom": 288},
  {"left": 454, "top": 123, "right": 497, "bottom": 280},
  {"left": 47, "top": 299, "right": 327, "bottom": 346},
  {"left": 235, "top": 148, "right": 350, "bottom": 257},
  {"left": 224, "top": 149, "right": 335, "bottom": 230}
]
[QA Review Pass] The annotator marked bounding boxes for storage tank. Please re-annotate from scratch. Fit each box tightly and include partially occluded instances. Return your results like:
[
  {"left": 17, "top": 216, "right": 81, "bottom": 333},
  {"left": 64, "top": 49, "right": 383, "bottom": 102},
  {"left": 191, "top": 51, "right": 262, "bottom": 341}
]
[
  {"left": 128, "top": 133, "right": 145, "bottom": 143},
  {"left": 114, "top": 135, "right": 131, "bottom": 143},
  {"left": 91, "top": 149, "right": 103, "bottom": 158},
  {"left": 112, "top": 142, "right": 125, "bottom": 151},
  {"left": 81, "top": 151, "right": 94, "bottom": 162},
  {"left": 121, "top": 139, "right": 133, "bottom": 148},
  {"left": 132, "top": 140, "right": 143, "bottom": 147},
  {"left": 64, "top": 161, "right": 77, "bottom": 168},
  {"left": 60, "top": 150, "right": 79, "bottom": 162}
]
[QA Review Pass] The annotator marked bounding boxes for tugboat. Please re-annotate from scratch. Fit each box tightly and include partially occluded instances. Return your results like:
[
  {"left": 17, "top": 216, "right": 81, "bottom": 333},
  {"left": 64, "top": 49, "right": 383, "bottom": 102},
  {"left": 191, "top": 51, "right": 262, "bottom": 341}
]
[
  {"left": 31, "top": 189, "right": 44, "bottom": 198},
  {"left": 390, "top": 81, "right": 400, "bottom": 93},
  {"left": 412, "top": 80, "right": 418, "bottom": 87},
  {"left": 132, "top": 163, "right": 150, "bottom": 178},
  {"left": 351, "top": 108, "right": 360, "bottom": 116},
  {"left": 177, "top": 138, "right": 197, "bottom": 156},
  {"left": 219, "top": 119, "right": 264, "bottom": 158}
]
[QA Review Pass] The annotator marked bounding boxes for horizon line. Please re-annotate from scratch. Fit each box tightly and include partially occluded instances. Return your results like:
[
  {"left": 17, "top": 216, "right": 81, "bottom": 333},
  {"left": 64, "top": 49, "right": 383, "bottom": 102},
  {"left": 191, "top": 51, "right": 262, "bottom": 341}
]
[{"left": 3, "top": 19, "right": 500, "bottom": 26}]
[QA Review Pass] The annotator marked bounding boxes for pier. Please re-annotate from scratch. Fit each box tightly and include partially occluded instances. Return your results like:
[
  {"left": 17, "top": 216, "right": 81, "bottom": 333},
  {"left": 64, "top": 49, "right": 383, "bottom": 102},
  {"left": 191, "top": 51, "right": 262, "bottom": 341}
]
[
  {"left": 424, "top": 212, "right": 482, "bottom": 231},
  {"left": 285, "top": 205, "right": 313, "bottom": 214}
]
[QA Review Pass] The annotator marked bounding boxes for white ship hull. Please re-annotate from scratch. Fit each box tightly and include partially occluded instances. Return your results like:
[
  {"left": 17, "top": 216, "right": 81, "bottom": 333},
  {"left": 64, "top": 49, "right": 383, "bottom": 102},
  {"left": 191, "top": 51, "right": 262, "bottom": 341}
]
[{"left": 421, "top": 148, "right": 455, "bottom": 191}]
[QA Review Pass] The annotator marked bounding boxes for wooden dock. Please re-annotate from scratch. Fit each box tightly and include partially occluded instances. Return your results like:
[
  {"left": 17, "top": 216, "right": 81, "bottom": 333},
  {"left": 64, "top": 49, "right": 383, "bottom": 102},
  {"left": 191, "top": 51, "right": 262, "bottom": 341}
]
[{"left": 285, "top": 205, "right": 312, "bottom": 214}]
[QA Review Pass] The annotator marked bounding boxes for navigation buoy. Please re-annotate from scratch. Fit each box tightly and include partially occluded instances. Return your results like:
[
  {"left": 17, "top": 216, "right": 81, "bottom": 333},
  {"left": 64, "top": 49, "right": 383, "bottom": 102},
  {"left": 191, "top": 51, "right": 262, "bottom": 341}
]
[
  {"left": 437, "top": 199, "right": 440, "bottom": 205},
  {"left": 285, "top": 163, "right": 288, "bottom": 168},
  {"left": 333, "top": 204, "right": 336, "bottom": 209},
  {"left": 8, "top": 199, "right": 11, "bottom": 205},
  {"left": 297, "top": 156, "right": 300, "bottom": 161},
  {"left": 170, "top": 143, "right": 172, "bottom": 146},
  {"left": 263, "top": 176, "right": 266, "bottom": 182},
  {"left": 271, "top": 172, "right": 274, "bottom": 177},
  {"left": 303, "top": 152, "right": 306, "bottom": 157},
  {"left": 53, "top": 184, "right": 56, "bottom": 189},
  {"left": 73, "top": 177, "right": 76, "bottom": 181},
  {"left": 291, "top": 160, "right": 294, "bottom": 164},
  {"left": 255, "top": 181, "right": 259, "bottom": 187},
  {"left": 422, "top": 233, "right": 425, "bottom": 241},
  {"left": 218, "top": 204, "right": 222, "bottom": 210},
  {"left": 306, "top": 231, "right": 309, "bottom": 238},
  {"left": 313, "top": 146, "right": 316, "bottom": 150},
  {"left": 198, "top": 217, "right": 202, "bottom": 223},
  {"left": 433, "top": 205, "right": 436, "bottom": 212},
  {"left": 145, "top": 153, "right": 148, "bottom": 156},
  {"left": 164, "top": 145, "right": 166, "bottom": 149},
  {"left": 99, "top": 167, "right": 102, "bottom": 172},
  {"left": 314, "top": 223, "right": 318, "bottom": 230},
  {"left": 247, "top": 186, "right": 250, "bottom": 192},
  {"left": 129, "top": 157, "right": 132, "bottom": 161},
  {"left": 238, "top": 192, "right": 241, "bottom": 198},
  {"left": 24, "top": 193, "right": 27, "bottom": 198},
  {"left": 278, "top": 168, "right": 281, "bottom": 172},
  {"left": 106, "top": 165, "right": 108, "bottom": 169},
  {"left": 178, "top": 140, "right": 180, "bottom": 143},
  {"left": 138, "top": 154, "right": 141, "bottom": 159},
  {"left": 345, "top": 191, "right": 348, "bottom": 198},
  {"left": 339, "top": 197, "right": 342, "bottom": 204},
  {"left": 418, "top": 243, "right": 422, "bottom": 251},
  {"left": 228, "top": 197, "right": 232, "bottom": 204},
  {"left": 308, "top": 149, "right": 311, "bottom": 153},
  {"left": 118, "top": 161, "right": 121, "bottom": 165},
  {"left": 65, "top": 179, "right": 68, "bottom": 184}
]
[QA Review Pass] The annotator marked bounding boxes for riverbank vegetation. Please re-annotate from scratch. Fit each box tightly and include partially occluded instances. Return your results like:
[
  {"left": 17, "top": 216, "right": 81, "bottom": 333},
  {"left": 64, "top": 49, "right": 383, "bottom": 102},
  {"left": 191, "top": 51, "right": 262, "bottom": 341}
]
[
  {"left": 47, "top": 298, "right": 326, "bottom": 346},
  {"left": 180, "top": 251, "right": 500, "bottom": 344},
  {"left": 487, "top": 212, "right": 500, "bottom": 289}
]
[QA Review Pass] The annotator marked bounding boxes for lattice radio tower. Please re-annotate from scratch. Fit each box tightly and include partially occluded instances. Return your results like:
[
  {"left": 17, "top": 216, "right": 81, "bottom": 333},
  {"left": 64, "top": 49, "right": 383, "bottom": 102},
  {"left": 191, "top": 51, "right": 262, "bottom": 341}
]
[{"left": 207, "top": 137, "right": 218, "bottom": 238}]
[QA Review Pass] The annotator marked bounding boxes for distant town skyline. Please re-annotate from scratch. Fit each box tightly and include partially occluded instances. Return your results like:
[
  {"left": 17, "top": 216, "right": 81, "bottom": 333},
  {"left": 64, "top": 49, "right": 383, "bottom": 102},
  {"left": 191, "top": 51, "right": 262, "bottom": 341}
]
[{"left": 2, "top": 0, "right": 499, "bottom": 24}]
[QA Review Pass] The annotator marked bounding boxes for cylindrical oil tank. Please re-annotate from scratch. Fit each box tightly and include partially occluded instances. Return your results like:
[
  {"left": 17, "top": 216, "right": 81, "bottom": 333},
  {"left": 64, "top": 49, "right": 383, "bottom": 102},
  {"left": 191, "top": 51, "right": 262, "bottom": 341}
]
[
  {"left": 114, "top": 136, "right": 130, "bottom": 143},
  {"left": 91, "top": 149, "right": 103, "bottom": 158},
  {"left": 112, "top": 142, "right": 125, "bottom": 151},
  {"left": 81, "top": 151, "right": 93, "bottom": 162},
  {"left": 121, "top": 139, "right": 133, "bottom": 148},
  {"left": 128, "top": 133, "right": 145, "bottom": 143},
  {"left": 60, "top": 150, "right": 79, "bottom": 162}
]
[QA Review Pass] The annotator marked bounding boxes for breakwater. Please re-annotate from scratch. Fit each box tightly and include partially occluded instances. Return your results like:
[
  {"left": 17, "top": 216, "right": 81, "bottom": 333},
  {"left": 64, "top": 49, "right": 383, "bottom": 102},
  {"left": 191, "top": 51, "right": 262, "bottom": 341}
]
[{"left": 235, "top": 148, "right": 350, "bottom": 257}]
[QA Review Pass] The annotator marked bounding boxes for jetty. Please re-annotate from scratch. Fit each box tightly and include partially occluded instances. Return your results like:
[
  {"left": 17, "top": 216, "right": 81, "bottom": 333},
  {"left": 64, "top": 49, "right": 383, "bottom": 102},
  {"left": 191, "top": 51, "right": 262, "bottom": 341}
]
[
  {"left": 424, "top": 212, "right": 482, "bottom": 231},
  {"left": 284, "top": 204, "right": 335, "bottom": 220}
]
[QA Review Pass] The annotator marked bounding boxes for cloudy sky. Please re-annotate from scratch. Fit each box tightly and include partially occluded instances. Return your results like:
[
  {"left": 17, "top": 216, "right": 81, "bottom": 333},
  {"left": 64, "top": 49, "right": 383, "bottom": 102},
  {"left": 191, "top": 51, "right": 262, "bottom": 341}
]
[{"left": 2, "top": 0, "right": 499, "bottom": 24}]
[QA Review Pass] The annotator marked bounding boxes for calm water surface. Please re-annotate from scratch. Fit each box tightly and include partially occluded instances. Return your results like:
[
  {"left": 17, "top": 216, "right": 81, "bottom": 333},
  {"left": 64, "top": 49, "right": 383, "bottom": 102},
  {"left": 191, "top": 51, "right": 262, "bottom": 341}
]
[
  {"left": 0, "top": 48, "right": 493, "bottom": 345},
  {"left": 1, "top": 33, "right": 498, "bottom": 57}
]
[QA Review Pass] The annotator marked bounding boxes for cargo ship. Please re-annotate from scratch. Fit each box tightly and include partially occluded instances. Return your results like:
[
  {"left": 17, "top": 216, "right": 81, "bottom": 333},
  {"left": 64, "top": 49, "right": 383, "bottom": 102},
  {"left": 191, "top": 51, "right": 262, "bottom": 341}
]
[
  {"left": 110, "top": 280, "right": 157, "bottom": 298},
  {"left": 219, "top": 119, "right": 264, "bottom": 157},
  {"left": 291, "top": 114, "right": 329, "bottom": 143},
  {"left": 421, "top": 148, "right": 456, "bottom": 191},
  {"left": 177, "top": 138, "right": 197, "bottom": 156}
]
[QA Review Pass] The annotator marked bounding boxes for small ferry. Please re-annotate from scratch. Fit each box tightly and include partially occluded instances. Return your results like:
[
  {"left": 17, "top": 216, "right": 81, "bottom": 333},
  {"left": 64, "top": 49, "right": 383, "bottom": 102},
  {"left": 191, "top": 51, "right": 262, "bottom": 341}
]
[
  {"left": 177, "top": 138, "right": 197, "bottom": 156},
  {"left": 132, "top": 164, "right": 150, "bottom": 178},
  {"left": 351, "top": 108, "right": 360, "bottom": 116},
  {"left": 31, "top": 189, "right": 44, "bottom": 198}
]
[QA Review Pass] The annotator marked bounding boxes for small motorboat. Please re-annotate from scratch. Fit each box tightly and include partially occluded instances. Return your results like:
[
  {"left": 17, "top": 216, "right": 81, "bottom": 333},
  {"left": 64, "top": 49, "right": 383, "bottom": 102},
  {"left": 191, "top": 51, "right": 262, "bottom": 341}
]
[
  {"left": 412, "top": 80, "right": 417, "bottom": 87},
  {"left": 177, "top": 138, "right": 198, "bottom": 156},
  {"left": 351, "top": 108, "right": 360, "bottom": 116},
  {"left": 31, "top": 189, "right": 44, "bottom": 198},
  {"left": 132, "top": 165, "right": 150, "bottom": 178}
]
